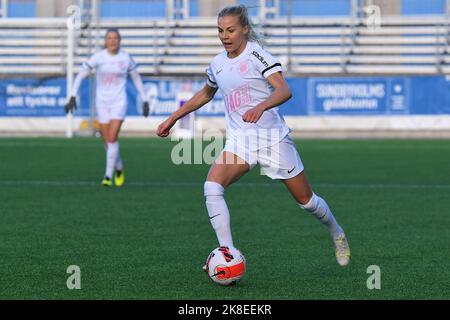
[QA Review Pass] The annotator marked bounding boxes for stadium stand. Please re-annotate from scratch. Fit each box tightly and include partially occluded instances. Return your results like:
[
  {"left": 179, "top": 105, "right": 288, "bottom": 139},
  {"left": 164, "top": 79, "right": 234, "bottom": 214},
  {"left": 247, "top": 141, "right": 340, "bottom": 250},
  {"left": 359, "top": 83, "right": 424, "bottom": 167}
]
[{"left": 1, "top": 14, "right": 450, "bottom": 76}]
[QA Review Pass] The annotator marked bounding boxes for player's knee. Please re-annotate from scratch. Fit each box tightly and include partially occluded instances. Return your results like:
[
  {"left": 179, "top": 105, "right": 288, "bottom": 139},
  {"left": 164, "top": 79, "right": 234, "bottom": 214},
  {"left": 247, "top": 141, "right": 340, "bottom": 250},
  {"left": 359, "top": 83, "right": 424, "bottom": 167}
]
[
  {"left": 204, "top": 181, "right": 225, "bottom": 199},
  {"left": 103, "top": 135, "right": 114, "bottom": 144},
  {"left": 107, "top": 136, "right": 118, "bottom": 144}
]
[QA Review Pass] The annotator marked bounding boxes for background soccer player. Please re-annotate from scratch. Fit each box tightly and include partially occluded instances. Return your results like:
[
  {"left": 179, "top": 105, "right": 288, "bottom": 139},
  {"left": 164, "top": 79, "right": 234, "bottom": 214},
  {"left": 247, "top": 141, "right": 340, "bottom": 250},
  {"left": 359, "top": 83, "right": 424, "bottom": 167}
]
[
  {"left": 65, "top": 28, "right": 149, "bottom": 187},
  {"left": 157, "top": 5, "right": 350, "bottom": 267}
]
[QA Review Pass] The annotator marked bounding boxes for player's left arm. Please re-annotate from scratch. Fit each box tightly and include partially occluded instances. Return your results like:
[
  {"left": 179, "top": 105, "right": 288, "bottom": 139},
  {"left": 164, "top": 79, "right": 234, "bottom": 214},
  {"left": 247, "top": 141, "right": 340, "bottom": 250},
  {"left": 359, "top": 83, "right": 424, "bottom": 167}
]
[
  {"left": 129, "top": 69, "right": 150, "bottom": 117},
  {"left": 242, "top": 72, "right": 292, "bottom": 123}
]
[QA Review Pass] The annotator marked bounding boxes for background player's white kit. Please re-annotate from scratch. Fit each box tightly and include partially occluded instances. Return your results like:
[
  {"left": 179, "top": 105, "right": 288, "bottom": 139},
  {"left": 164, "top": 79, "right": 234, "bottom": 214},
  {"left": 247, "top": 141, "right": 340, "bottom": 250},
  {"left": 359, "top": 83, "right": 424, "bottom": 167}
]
[
  {"left": 67, "top": 29, "right": 150, "bottom": 187},
  {"left": 71, "top": 48, "right": 148, "bottom": 123}
]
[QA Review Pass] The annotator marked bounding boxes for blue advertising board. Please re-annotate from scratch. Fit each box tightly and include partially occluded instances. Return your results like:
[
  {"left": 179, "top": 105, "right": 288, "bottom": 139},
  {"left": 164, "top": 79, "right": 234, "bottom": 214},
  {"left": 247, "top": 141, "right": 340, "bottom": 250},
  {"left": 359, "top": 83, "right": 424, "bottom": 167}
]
[
  {"left": 1, "top": 76, "right": 450, "bottom": 118},
  {"left": 0, "top": 77, "right": 91, "bottom": 117},
  {"left": 306, "top": 77, "right": 410, "bottom": 115}
]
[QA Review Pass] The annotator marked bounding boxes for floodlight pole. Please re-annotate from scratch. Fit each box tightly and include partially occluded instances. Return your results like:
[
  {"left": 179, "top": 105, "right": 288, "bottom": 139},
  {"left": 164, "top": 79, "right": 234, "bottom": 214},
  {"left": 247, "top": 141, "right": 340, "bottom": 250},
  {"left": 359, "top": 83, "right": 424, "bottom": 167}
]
[
  {"left": 66, "top": 22, "right": 74, "bottom": 138},
  {"left": 446, "top": 1, "right": 450, "bottom": 42},
  {"left": 91, "top": 0, "right": 100, "bottom": 136},
  {"left": 1, "top": 0, "right": 8, "bottom": 18},
  {"left": 287, "top": 0, "right": 292, "bottom": 73},
  {"left": 351, "top": 0, "right": 359, "bottom": 22},
  {"left": 167, "top": 0, "right": 189, "bottom": 19}
]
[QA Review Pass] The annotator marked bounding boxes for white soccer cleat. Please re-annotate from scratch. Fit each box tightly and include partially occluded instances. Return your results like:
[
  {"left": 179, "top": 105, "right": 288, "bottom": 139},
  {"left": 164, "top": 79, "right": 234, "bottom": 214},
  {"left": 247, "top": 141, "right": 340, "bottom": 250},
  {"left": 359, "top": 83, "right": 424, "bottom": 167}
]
[{"left": 334, "top": 234, "right": 351, "bottom": 267}]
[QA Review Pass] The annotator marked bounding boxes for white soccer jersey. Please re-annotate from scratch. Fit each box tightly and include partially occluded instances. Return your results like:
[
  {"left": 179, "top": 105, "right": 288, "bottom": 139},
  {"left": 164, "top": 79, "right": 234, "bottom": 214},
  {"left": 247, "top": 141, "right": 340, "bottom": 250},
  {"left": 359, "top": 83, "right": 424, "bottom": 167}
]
[
  {"left": 206, "top": 41, "right": 291, "bottom": 151},
  {"left": 82, "top": 49, "right": 138, "bottom": 109}
]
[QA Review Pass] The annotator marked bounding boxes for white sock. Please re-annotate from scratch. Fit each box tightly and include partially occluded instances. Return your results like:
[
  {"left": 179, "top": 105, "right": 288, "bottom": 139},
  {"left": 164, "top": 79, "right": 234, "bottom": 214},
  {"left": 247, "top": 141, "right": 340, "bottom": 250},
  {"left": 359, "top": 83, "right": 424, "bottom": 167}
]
[
  {"left": 105, "top": 142, "right": 119, "bottom": 179},
  {"left": 105, "top": 142, "right": 123, "bottom": 171},
  {"left": 115, "top": 151, "right": 123, "bottom": 171},
  {"left": 204, "top": 181, "right": 234, "bottom": 247},
  {"left": 299, "top": 193, "right": 344, "bottom": 240}
]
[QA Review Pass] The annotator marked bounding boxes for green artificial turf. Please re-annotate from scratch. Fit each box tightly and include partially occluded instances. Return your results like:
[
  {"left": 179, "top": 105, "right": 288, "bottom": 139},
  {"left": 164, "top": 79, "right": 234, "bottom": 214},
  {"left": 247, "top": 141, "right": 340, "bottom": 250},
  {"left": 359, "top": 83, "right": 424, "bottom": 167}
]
[{"left": 0, "top": 137, "right": 449, "bottom": 299}]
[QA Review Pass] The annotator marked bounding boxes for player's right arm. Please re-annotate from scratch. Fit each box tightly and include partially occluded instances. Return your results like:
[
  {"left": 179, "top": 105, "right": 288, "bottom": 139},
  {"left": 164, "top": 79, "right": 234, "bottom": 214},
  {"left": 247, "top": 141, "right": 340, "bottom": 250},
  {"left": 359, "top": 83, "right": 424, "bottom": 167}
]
[
  {"left": 156, "top": 84, "right": 217, "bottom": 138},
  {"left": 65, "top": 53, "right": 99, "bottom": 114},
  {"left": 64, "top": 69, "right": 90, "bottom": 114}
]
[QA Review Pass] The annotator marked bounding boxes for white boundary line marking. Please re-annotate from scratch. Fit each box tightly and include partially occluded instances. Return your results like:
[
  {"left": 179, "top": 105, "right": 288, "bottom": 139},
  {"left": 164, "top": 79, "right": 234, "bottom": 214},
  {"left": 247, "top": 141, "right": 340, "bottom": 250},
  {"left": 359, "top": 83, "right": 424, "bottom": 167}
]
[{"left": 1, "top": 180, "right": 449, "bottom": 189}]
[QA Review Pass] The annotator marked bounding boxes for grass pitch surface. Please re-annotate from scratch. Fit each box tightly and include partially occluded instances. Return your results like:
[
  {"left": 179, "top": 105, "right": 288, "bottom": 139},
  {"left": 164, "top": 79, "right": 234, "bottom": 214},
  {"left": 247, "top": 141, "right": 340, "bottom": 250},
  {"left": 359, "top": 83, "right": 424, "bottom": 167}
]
[{"left": 0, "top": 137, "right": 449, "bottom": 299}]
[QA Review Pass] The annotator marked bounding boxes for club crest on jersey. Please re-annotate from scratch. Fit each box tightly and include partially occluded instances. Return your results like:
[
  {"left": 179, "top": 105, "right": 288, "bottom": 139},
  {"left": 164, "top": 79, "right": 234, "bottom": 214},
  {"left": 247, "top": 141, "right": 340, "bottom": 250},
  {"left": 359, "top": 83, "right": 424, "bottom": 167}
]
[
  {"left": 114, "top": 60, "right": 127, "bottom": 72},
  {"left": 252, "top": 51, "right": 269, "bottom": 68},
  {"left": 239, "top": 59, "right": 251, "bottom": 76}
]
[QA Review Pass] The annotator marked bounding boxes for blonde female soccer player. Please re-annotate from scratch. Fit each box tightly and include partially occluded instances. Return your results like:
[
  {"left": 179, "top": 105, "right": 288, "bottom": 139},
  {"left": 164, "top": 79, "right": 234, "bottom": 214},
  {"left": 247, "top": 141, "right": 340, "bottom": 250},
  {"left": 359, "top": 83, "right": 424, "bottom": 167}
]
[
  {"left": 157, "top": 5, "right": 350, "bottom": 266},
  {"left": 65, "top": 28, "right": 149, "bottom": 187}
]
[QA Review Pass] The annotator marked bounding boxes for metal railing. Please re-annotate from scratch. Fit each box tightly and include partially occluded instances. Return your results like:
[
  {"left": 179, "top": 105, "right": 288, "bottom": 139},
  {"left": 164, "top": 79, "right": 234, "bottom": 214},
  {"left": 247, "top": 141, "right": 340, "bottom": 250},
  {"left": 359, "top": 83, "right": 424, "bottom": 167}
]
[{"left": 1, "top": 15, "right": 450, "bottom": 77}]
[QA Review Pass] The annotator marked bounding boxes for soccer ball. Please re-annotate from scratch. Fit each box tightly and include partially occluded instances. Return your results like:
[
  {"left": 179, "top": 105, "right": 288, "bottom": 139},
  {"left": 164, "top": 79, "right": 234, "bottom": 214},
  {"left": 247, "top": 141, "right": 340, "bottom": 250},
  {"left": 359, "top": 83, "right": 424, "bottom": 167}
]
[{"left": 205, "top": 246, "right": 246, "bottom": 286}]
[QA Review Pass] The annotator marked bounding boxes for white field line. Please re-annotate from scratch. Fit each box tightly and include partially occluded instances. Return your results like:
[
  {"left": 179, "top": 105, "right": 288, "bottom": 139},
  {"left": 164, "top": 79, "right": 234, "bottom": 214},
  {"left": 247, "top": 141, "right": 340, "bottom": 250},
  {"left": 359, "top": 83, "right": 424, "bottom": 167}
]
[
  {"left": 0, "top": 180, "right": 449, "bottom": 189},
  {"left": 0, "top": 141, "right": 450, "bottom": 151}
]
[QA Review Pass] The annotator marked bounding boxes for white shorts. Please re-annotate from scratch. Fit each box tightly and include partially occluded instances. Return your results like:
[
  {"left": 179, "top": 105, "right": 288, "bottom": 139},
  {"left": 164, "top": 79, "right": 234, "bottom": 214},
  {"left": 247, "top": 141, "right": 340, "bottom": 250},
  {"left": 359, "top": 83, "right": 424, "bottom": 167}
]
[
  {"left": 96, "top": 105, "right": 126, "bottom": 124},
  {"left": 223, "top": 135, "right": 304, "bottom": 180}
]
